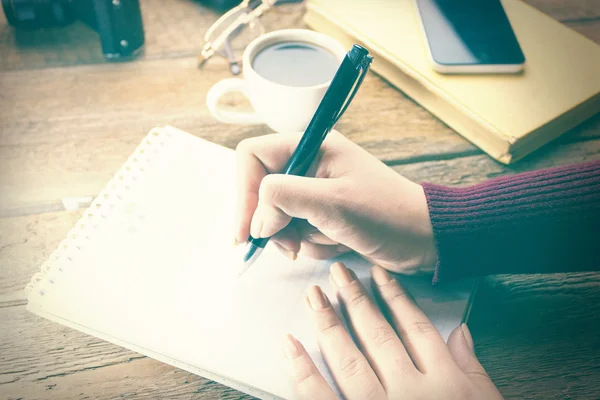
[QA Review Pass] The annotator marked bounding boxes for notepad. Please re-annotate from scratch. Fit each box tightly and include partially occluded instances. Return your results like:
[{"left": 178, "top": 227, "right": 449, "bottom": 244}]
[{"left": 25, "top": 126, "right": 477, "bottom": 399}]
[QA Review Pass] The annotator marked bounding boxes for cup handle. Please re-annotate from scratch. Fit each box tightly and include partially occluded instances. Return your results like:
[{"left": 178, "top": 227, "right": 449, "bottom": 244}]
[{"left": 206, "top": 78, "right": 263, "bottom": 125}]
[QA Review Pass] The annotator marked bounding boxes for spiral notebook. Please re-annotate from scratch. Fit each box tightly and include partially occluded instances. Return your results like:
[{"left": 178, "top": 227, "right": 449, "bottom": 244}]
[{"left": 25, "top": 126, "right": 477, "bottom": 399}]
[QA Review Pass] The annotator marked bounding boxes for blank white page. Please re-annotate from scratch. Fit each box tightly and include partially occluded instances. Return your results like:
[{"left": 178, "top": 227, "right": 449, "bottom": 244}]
[{"left": 26, "top": 126, "right": 475, "bottom": 400}]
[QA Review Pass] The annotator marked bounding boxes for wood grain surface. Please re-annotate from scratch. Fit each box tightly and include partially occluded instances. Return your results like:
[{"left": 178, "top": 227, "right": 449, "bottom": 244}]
[
  {"left": 1, "top": 0, "right": 599, "bottom": 399},
  {"left": 1, "top": 47, "right": 599, "bottom": 215}
]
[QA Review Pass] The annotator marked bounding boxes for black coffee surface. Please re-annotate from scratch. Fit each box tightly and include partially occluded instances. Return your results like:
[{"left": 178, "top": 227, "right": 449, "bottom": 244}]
[{"left": 252, "top": 41, "right": 340, "bottom": 87}]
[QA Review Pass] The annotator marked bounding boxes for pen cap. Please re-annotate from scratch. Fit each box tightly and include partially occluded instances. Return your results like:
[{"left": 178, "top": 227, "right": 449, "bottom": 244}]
[{"left": 348, "top": 44, "right": 369, "bottom": 65}]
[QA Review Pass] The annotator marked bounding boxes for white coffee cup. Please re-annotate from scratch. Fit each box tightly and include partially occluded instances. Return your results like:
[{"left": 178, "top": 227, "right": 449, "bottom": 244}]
[{"left": 206, "top": 29, "right": 346, "bottom": 133}]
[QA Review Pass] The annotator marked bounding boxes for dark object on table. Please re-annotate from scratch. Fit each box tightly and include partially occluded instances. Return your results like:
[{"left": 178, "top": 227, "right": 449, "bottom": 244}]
[
  {"left": 199, "top": 0, "right": 241, "bottom": 12},
  {"left": 1, "top": 0, "right": 145, "bottom": 60},
  {"left": 197, "top": 0, "right": 303, "bottom": 13}
]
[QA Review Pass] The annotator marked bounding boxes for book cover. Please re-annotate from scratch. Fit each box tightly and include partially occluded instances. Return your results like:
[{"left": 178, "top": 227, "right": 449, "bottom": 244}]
[{"left": 304, "top": 0, "right": 600, "bottom": 164}]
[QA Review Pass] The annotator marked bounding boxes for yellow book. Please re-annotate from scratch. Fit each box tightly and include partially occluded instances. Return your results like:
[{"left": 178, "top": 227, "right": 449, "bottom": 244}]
[{"left": 304, "top": 0, "right": 600, "bottom": 164}]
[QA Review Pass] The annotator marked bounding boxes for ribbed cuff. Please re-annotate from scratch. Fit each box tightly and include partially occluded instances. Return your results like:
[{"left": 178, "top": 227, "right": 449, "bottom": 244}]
[{"left": 422, "top": 160, "right": 600, "bottom": 284}]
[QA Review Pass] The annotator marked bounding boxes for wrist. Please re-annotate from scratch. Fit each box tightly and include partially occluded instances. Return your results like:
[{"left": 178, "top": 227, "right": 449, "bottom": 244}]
[{"left": 416, "top": 184, "right": 438, "bottom": 273}]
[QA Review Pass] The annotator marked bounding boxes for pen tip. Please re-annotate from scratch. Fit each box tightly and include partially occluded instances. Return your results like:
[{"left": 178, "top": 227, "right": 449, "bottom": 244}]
[
  {"left": 243, "top": 243, "right": 257, "bottom": 262},
  {"left": 238, "top": 242, "right": 259, "bottom": 277}
]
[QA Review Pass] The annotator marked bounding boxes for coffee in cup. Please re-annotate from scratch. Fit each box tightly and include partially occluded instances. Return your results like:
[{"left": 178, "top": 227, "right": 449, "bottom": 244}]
[
  {"left": 206, "top": 29, "right": 346, "bottom": 133},
  {"left": 252, "top": 41, "right": 340, "bottom": 87}
]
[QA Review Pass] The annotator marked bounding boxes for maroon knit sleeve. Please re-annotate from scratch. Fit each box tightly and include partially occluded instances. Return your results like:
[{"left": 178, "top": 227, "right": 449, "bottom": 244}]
[{"left": 422, "top": 160, "right": 600, "bottom": 284}]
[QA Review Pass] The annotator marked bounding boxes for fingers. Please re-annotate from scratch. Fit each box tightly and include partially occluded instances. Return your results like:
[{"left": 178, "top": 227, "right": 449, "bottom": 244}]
[
  {"left": 234, "top": 133, "right": 305, "bottom": 243},
  {"left": 234, "top": 131, "right": 350, "bottom": 244},
  {"left": 306, "top": 286, "right": 386, "bottom": 400},
  {"left": 271, "top": 220, "right": 350, "bottom": 261},
  {"left": 305, "top": 231, "right": 338, "bottom": 246},
  {"left": 271, "top": 225, "right": 301, "bottom": 260},
  {"left": 329, "top": 263, "right": 415, "bottom": 391},
  {"left": 370, "top": 265, "right": 453, "bottom": 373},
  {"left": 250, "top": 200, "right": 293, "bottom": 239},
  {"left": 447, "top": 325, "right": 503, "bottom": 397},
  {"left": 282, "top": 334, "right": 337, "bottom": 400},
  {"left": 250, "top": 174, "right": 340, "bottom": 238},
  {"left": 298, "top": 241, "right": 350, "bottom": 260}
]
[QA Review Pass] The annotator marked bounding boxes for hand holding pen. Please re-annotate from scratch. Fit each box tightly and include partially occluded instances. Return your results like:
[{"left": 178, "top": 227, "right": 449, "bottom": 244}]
[{"left": 236, "top": 45, "right": 372, "bottom": 275}]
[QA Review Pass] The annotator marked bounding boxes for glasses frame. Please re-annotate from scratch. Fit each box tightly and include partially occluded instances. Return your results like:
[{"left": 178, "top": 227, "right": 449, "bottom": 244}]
[{"left": 198, "top": 0, "right": 278, "bottom": 74}]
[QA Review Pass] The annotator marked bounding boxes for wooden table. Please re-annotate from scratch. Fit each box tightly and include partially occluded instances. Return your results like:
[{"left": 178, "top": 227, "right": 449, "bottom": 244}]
[{"left": 1, "top": 1, "right": 599, "bottom": 399}]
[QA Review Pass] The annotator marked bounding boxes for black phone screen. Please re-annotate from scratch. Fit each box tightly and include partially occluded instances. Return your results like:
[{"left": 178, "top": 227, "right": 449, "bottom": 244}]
[{"left": 415, "top": 0, "right": 525, "bottom": 67}]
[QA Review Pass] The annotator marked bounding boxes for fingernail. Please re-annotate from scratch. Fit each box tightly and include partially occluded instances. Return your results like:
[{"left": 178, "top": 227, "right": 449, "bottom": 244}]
[
  {"left": 250, "top": 208, "right": 263, "bottom": 238},
  {"left": 371, "top": 265, "right": 393, "bottom": 286},
  {"left": 348, "top": 269, "right": 359, "bottom": 281},
  {"left": 307, "top": 286, "right": 329, "bottom": 310},
  {"left": 283, "top": 334, "right": 301, "bottom": 360},
  {"left": 250, "top": 222, "right": 262, "bottom": 239},
  {"left": 461, "top": 323, "right": 474, "bottom": 352},
  {"left": 274, "top": 242, "right": 297, "bottom": 261},
  {"left": 330, "top": 262, "right": 354, "bottom": 287},
  {"left": 234, "top": 237, "right": 242, "bottom": 246},
  {"left": 328, "top": 273, "right": 337, "bottom": 290}
]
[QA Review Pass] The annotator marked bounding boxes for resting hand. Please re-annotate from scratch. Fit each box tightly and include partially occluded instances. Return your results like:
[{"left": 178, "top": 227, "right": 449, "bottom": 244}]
[{"left": 283, "top": 262, "right": 503, "bottom": 400}]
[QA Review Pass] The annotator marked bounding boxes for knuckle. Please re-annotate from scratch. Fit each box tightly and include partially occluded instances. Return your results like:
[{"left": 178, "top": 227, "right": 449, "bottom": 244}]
[
  {"left": 404, "top": 320, "right": 438, "bottom": 337},
  {"left": 343, "top": 286, "right": 370, "bottom": 309},
  {"left": 291, "top": 369, "right": 315, "bottom": 387},
  {"left": 369, "top": 324, "right": 397, "bottom": 347},
  {"left": 316, "top": 312, "right": 342, "bottom": 335},
  {"left": 363, "top": 383, "right": 384, "bottom": 400},
  {"left": 464, "top": 367, "right": 492, "bottom": 382},
  {"left": 348, "top": 292, "right": 369, "bottom": 308},
  {"left": 383, "top": 284, "right": 410, "bottom": 304},
  {"left": 338, "top": 353, "right": 366, "bottom": 379}
]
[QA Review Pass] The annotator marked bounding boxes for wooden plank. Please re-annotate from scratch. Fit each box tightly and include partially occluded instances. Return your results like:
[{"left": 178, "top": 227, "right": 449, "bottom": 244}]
[
  {"left": 524, "top": 0, "right": 600, "bottom": 20},
  {"left": 0, "top": 56, "right": 472, "bottom": 215},
  {"left": 392, "top": 124, "right": 600, "bottom": 186},
  {"left": 0, "top": 55, "right": 456, "bottom": 156},
  {"left": 1, "top": 56, "right": 599, "bottom": 215},
  {"left": 0, "top": 0, "right": 597, "bottom": 72},
  {"left": 0, "top": 305, "right": 254, "bottom": 400},
  {"left": 0, "top": 210, "right": 83, "bottom": 306},
  {"left": 471, "top": 272, "right": 600, "bottom": 400},
  {"left": 2, "top": 13, "right": 599, "bottom": 215},
  {"left": 1, "top": 273, "right": 598, "bottom": 399},
  {"left": 568, "top": 19, "right": 600, "bottom": 44}
]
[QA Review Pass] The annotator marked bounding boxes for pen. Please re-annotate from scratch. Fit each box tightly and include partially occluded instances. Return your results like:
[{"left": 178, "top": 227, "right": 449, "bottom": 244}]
[{"left": 239, "top": 44, "right": 373, "bottom": 276}]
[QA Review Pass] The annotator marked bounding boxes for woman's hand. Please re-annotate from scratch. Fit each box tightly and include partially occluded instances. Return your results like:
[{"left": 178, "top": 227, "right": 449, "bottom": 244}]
[
  {"left": 283, "top": 262, "right": 503, "bottom": 400},
  {"left": 234, "top": 131, "right": 436, "bottom": 274}
]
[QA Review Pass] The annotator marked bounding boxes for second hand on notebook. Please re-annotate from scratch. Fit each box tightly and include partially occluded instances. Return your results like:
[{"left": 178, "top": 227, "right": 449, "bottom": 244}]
[{"left": 238, "top": 44, "right": 373, "bottom": 277}]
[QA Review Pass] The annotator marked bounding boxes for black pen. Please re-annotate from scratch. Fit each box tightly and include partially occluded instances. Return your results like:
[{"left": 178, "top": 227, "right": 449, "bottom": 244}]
[{"left": 238, "top": 44, "right": 373, "bottom": 276}]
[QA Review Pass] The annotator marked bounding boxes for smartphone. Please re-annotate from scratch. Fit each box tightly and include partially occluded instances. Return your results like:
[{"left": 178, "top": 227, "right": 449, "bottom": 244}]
[{"left": 414, "top": 0, "right": 525, "bottom": 74}]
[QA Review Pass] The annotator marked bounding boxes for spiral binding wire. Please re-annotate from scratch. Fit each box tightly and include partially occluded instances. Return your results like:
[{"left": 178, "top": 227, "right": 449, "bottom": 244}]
[{"left": 25, "top": 127, "right": 174, "bottom": 298}]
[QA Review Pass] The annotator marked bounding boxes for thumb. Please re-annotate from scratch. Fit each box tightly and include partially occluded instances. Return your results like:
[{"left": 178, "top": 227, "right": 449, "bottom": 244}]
[
  {"left": 447, "top": 324, "right": 500, "bottom": 394},
  {"left": 250, "top": 174, "right": 337, "bottom": 239}
]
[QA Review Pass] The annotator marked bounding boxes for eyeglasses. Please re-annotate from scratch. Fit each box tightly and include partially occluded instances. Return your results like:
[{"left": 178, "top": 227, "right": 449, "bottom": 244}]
[{"left": 198, "top": 0, "right": 279, "bottom": 75}]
